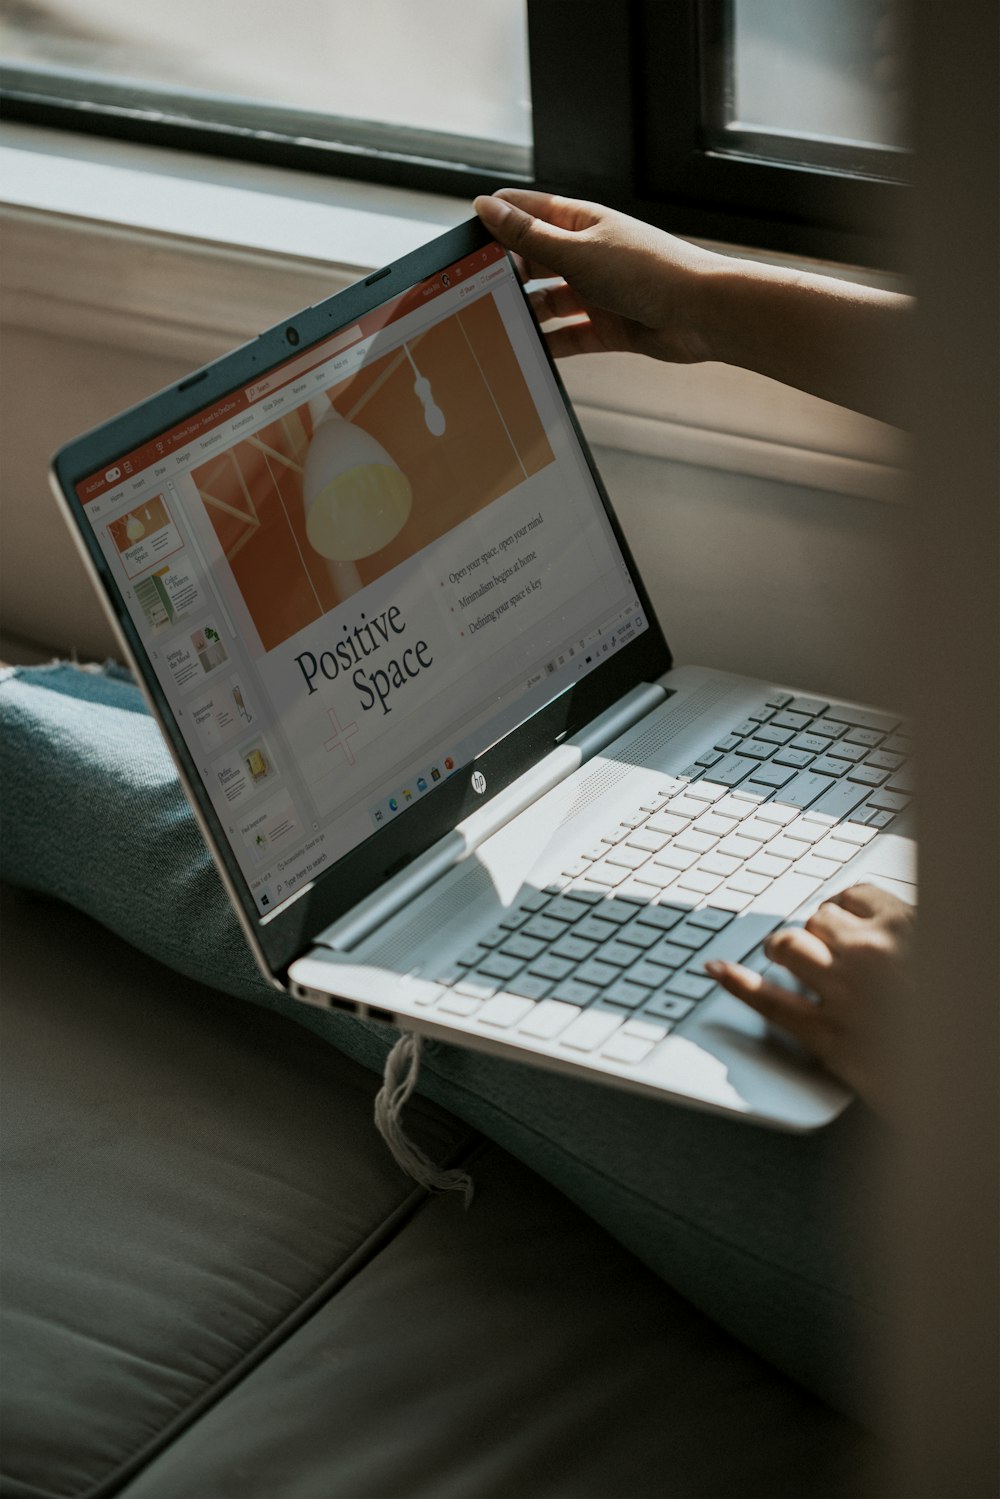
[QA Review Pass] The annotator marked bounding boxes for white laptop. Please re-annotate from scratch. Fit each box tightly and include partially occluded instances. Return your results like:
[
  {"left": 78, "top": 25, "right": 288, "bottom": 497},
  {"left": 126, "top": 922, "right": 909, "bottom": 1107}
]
[{"left": 52, "top": 216, "right": 916, "bottom": 1132}]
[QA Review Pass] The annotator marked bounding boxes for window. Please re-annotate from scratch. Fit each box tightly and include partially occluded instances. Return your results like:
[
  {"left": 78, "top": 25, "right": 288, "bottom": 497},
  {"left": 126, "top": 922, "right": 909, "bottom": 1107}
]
[{"left": 0, "top": 0, "right": 909, "bottom": 268}]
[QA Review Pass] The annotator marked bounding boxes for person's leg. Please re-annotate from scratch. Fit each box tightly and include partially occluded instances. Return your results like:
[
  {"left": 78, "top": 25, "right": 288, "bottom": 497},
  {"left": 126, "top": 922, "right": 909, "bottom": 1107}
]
[{"left": 1, "top": 662, "right": 886, "bottom": 1421}]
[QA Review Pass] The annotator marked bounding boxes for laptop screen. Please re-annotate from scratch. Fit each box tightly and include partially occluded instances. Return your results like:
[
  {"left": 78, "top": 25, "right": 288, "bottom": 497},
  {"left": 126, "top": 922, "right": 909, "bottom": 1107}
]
[{"left": 68, "top": 230, "right": 653, "bottom": 925}]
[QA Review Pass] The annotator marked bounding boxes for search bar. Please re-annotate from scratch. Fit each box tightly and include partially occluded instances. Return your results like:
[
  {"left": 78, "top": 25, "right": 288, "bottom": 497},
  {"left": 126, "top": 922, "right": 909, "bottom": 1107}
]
[{"left": 245, "top": 324, "right": 363, "bottom": 402}]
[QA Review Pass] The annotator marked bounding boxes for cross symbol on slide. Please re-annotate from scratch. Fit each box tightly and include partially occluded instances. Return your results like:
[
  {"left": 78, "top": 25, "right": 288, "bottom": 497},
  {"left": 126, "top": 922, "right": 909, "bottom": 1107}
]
[{"left": 323, "top": 707, "right": 360, "bottom": 766}]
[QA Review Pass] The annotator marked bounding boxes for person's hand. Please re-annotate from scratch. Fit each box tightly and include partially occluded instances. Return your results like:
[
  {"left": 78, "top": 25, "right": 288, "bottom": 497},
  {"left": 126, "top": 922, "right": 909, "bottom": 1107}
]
[
  {"left": 474, "top": 188, "right": 723, "bottom": 364},
  {"left": 705, "top": 884, "right": 916, "bottom": 1116}
]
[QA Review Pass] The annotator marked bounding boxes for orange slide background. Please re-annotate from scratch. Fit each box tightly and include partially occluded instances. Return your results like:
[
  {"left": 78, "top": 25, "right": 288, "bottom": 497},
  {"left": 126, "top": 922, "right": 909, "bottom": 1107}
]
[{"left": 192, "top": 296, "right": 553, "bottom": 653}]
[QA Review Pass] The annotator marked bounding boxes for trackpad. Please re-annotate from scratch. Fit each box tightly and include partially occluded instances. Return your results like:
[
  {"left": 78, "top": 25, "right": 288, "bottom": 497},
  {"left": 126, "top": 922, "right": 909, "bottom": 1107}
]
[{"left": 861, "top": 871, "right": 917, "bottom": 905}]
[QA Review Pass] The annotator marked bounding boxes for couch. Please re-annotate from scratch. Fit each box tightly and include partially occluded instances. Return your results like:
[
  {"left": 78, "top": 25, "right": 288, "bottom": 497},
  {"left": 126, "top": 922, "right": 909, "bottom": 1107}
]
[{"left": 1, "top": 519, "right": 881, "bottom": 1499}]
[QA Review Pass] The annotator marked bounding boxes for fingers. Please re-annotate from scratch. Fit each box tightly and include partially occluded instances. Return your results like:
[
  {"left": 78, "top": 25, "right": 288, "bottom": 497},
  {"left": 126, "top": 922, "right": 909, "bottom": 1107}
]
[
  {"left": 492, "top": 188, "right": 602, "bottom": 234},
  {"left": 474, "top": 190, "right": 596, "bottom": 280},
  {"left": 831, "top": 882, "right": 911, "bottom": 921},
  {"left": 763, "top": 924, "right": 835, "bottom": 992},
  {"left": 705, "top": 960, "right": 821, "bottom": 1048},
  {"left": 544, "top": 320, "right": 606, "bottom": 358},
  {"left": 529, "top": 281, "right": 585, "bottom": 322}
]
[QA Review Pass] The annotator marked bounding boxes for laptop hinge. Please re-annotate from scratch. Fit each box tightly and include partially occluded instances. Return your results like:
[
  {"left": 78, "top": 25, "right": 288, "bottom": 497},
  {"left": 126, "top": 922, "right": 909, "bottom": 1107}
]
[{"left": 319, "top": 681, "right": 668, "bottom": 952}]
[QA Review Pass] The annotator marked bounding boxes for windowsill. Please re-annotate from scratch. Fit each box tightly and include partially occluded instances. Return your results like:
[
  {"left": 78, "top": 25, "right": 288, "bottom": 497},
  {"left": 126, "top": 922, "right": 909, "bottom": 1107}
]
[{"left": 0, "top": 122, "right": 909, "bottom": 502}]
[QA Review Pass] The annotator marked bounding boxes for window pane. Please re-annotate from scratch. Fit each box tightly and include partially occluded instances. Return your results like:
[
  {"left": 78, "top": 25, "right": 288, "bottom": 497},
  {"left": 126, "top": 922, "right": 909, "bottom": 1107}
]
[
  {"left": 1, "top": 0, "right": 531, "bottom": 160},
  {"left": 729, "top": 0, "right": 908, "bottom": 151}
]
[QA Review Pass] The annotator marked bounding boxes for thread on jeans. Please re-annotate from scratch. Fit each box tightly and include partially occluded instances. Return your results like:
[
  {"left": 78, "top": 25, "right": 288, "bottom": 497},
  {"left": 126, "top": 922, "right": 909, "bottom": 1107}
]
[{"left": 374, "top": 1032, "right": 474, "bottom": 1207}]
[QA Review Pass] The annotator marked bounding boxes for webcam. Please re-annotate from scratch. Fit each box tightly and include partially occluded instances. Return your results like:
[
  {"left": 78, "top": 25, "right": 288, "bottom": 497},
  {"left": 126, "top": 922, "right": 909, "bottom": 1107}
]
[{"left": 286, "top": 326, "right": 300, "bottom": 347}]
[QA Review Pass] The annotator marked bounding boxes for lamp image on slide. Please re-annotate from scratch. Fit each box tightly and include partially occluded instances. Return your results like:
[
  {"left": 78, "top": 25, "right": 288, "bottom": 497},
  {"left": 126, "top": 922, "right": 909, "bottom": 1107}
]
[{"left": 303, "top": 396, "right": 413, "bottom": 598}]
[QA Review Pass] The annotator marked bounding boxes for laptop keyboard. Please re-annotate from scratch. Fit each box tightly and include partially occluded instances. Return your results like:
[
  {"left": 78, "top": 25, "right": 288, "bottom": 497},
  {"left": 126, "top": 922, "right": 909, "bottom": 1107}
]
[{"left": 424, "top": 693, "right": 912, "bottom": 1062}]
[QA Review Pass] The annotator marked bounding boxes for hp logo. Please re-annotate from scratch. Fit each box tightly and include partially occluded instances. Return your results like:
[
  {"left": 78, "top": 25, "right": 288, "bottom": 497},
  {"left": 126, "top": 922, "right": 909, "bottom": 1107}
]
[{"left": 471, "top": 770, "right": 487, "bottom": 795}]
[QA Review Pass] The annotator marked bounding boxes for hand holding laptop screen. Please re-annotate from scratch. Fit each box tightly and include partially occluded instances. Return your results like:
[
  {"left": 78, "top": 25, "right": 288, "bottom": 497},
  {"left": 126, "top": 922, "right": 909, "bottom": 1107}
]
[{"left": 474, "top": 189, "right": 914, "bottom": 427}]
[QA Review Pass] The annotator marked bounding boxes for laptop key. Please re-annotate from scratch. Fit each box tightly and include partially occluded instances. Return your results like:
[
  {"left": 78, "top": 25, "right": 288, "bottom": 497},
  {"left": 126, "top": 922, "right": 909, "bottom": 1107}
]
[
  {"left": 866, "top": 750, "right": 905, "bottom": 771},
  {"left": 500, "top": 934, "right": 546, "bottom": 962},
  {"left": 551, "top": 934, "right": 599, "bottom": 963},
  {"left": 630, "top": 954, "right": 682, "bottom": 985},
  {"left": 438, "top": 993, "right": 483, "bottom": 1016},
  {"left": 523, "top": 915, "right": 567, "bottom": 943},
  {"left": 811, "top": 836, "right": 856, "bottom": 864},
  {"left": 517, "top": 888, "right": 551, "bottom": 913},
  {"left": 847, "top": 765, "right": 890, "bottom": 787},
  {"left": 665, "top": 922, "right": 713, "bottom": 951},
  {"left": 710, "top": 755, "right": 754, "bottom": 787},
  {"left": 636, "top": 903, "right": 687, "bottom": 930},
  {"left": 645, "top": 938, "right": 690, "bottom": 969},
  {"left": 643, "top": 994, "right": 696, "bottom": 1022},
  {"left": 551, "top": 978, "right": 601, "bottom": 1008},
  {"left": 698, "top": 851, "right": 742, "bottom": 877},
  {"left": 507, "top": 973, "right": 554, "bottom": 1001},
  {"left": 573, "top": 915, "right": 619, "bottom": 945},
  {"left": 616, "top": 920, "right": 661, "bottom": 950},
  {"left": 772, "top": 748, "right": 815, "bottom": 769},
  {"left": 735, "top": 738, "right": 775, "bottom": 760},
  {"left": 687, "top": 906, "right": 735, "bottom": 932},
  {"left": 558, "top": 1010, "right": 624, "bottom": 1053},
  {"left": 594, "top": 939, "right": 641, "bottom": 968},
  {"left": 746, "top": 851, "right": 792, "bottom": 878},
  {"left": 603, "top": 980, "right": 650, "bottom": 1010},
  {"left": 777, "top": 770, "right": 837, "bottom": 808},
  {"left": 575, "top": 958, "right": 624, "bottom": 989},
  {"left": 517, "top": 999, "right": 581, "bottom": 1039},
  {"left": 529, "top": 954, "right": 575, "bottom": 981},
  {"left": 755, "top": 724, "right": 794, "bottom": 745},
  {"left": 771, "top": 711, "right": 812, "bottom": 731},
  {"left": 477, "top": 995, "right": 536, "bottom": 1029},
  {"left": 601, "top": 1032, "right": 659, "bottom": 1065},
  {"left": 810, "top": 755, "right": 848, "bottom": 777},
  {"left": 789, "top": 696, "right": 830, "bottom": 716},
  {"left": 790, "top": 733, "right": 830, "bottom": 755},
  {"left": 746, "top": 763, "right": 797, "bottom": 788},
  {"left": 454, "top": 973, "right": 499, "bottom": 1000},
  {"left": 605, "top": 846, "right": 651, "bottom": 870},
  {"left": 478, "top": 953, "right": 525, "bottom": 982},
  {"left": 809, "top": 780, "right": 873, "bottom": 821},
  {"left": 666, "top": 971, "right": 716, "bottom": 1000},
  {"left": 867, "top": 789, "right": 910, "bottom": 812}
]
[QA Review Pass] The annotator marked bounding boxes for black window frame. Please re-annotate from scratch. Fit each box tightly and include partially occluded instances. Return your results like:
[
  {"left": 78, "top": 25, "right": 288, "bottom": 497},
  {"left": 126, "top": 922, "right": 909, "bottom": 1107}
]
[{"left": 0, "top": 0, "right": 908, "bottom": 271}]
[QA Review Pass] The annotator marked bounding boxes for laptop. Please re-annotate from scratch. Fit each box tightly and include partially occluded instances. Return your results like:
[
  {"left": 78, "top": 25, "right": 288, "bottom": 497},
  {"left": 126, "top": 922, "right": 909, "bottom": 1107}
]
[{"left": 51, "top": 215, "right": 916, "bottom": 1132}]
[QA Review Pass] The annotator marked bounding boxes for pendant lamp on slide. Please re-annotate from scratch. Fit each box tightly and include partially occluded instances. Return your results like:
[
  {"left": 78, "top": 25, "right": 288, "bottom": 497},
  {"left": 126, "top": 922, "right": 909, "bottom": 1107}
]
[{"left": 303, "top": 397, "right": 412, "bottom": 569}]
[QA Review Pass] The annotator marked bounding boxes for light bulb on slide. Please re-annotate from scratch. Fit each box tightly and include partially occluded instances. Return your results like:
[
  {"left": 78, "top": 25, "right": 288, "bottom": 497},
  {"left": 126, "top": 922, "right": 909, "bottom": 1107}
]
[{"left": 303, "top": 397, "right": 412, "bottom": 566}]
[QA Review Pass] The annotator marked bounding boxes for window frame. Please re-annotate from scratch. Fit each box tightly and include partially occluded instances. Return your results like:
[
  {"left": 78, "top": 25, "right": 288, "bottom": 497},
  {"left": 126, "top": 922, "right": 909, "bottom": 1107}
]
[{"left": 0, "top": 0, "right": 908, "bottom": 270}]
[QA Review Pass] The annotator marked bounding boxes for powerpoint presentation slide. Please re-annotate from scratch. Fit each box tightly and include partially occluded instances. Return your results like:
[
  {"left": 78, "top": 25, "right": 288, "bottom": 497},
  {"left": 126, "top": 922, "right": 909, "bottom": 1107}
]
[
  {"left": 107, "top": 495, "right": 184, "bottom": 580},
  {"left": 254, "top": 464, "right": 615, "bottom": 824},
  {"left": 191, "top": 672, "right": 256, "bottom": 751},
  {"left": 164, "top": 617, "right": 230, "bottom": 691},
  {"left": 191, "top": 294, "right": 554, "bottom": 653},
  {"left": 239, "top": 792, "right": 301, "bottom": 865},
  {"left": 212, "top": 735, "right": 278, "bottom": 808},
  {"left": 132, "top": 560, "right": 201, "bottom": 632}
]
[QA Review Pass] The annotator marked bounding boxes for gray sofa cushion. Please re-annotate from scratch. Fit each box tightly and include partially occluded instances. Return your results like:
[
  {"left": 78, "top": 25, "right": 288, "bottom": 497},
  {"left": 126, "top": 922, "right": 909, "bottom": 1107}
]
[{"left": 2, "top": 888, "right": 875, "bottom": 1499}]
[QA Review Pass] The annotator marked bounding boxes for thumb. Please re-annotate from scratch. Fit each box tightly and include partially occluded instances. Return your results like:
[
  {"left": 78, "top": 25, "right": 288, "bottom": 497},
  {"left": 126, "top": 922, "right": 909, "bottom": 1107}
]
[{"left": 474, "top": 193, "right": 572, "bottom": 280}]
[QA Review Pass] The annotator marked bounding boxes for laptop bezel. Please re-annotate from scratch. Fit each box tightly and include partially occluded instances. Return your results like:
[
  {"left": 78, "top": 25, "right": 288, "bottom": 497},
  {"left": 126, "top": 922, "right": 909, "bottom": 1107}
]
[{"left": 51, "top": 216, "right": 673, "bottom": 981}]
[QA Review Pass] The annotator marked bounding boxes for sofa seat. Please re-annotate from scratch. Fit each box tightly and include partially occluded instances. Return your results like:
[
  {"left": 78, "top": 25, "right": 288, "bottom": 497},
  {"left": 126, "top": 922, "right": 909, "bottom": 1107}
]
[{"left": 1, "top": 886, "right": 877, "bottom": 1498}]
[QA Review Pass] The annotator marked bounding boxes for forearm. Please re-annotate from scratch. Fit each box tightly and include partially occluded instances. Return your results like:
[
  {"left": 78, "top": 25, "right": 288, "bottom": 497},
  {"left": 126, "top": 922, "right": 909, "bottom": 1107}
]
[{"left": 694, "top": 257, "right": 913, "bottom": 426}]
